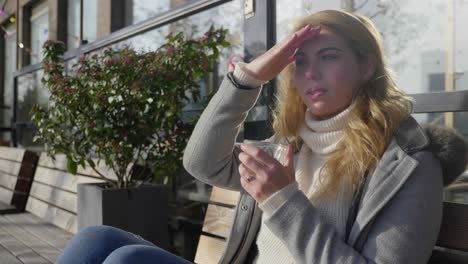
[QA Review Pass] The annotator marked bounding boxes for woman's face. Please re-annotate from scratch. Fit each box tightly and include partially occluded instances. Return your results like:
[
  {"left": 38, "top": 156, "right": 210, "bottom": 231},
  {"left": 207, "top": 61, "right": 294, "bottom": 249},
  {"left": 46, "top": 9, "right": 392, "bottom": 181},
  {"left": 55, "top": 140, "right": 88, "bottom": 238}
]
[{"left": 293, "top": 28, "right": 370, "bottom": 119}]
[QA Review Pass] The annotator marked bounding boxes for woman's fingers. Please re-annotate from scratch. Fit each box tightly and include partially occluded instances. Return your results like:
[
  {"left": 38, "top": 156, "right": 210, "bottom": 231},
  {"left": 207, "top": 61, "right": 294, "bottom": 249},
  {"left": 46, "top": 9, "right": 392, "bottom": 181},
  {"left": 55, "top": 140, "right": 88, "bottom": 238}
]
[
  {"left": 287, "top": 48, "right": 299, "bottom": 64},
  {"left": 281, "top": 25, "right": 321, "bottom": 54},
  {"left": 297, "top": 25, "right": 321, "bottom": 45},
  {"left": 238, "top": 163, "right": 255, "bottom": 180},
  {"left": 278, "top": 25, "right": 321, "bottom": 65},
  {"left": 239, "top": 143, "right": 276, "bottom": 167},
  {"left": 238, "top": 151, "right": 267, "bottom": 176},
  {"left": 242, "top": 24, "right": 321, "bottom": 81}
]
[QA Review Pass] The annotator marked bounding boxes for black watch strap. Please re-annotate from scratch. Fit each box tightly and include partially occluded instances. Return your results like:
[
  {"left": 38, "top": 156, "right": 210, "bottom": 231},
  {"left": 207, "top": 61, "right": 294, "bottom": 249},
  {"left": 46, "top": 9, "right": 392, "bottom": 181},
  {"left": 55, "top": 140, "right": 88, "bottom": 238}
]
[{"left": 226, "top": 71, "right": 260, "bottom": 90}]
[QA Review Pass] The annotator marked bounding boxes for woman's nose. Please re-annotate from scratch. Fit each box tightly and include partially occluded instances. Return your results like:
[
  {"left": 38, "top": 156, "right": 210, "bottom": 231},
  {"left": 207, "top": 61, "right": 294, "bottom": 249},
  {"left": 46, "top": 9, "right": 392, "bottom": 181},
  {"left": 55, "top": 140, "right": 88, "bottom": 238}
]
[{"left": 305, "top": 68, "right": 321, "bottom": 80}]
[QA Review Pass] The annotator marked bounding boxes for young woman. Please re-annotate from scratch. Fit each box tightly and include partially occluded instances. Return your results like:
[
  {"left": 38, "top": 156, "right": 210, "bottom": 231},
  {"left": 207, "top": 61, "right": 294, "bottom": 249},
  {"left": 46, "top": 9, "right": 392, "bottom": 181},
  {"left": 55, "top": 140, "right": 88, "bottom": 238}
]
[
  {"left": 57, "top": 9, "right": 466, "bottom": 264},
  {"left": 183, "top": 9, "right": 452, "bottom": 263}
]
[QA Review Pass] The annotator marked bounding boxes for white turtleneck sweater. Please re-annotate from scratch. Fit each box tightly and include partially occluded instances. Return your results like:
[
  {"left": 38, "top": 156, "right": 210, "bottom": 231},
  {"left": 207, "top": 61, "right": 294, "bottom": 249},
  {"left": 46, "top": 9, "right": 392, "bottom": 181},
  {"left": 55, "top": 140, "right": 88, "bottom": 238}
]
[{"left": 232, "top": 63, "right": 354, "bottom": 264}]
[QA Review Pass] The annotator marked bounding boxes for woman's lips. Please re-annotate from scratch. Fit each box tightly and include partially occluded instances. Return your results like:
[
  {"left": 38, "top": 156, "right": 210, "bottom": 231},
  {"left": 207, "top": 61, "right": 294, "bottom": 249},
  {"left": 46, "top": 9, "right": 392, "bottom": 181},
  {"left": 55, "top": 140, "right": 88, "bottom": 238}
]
[{"left": 306, "top": 88, "right": 327, "bottom": 100}]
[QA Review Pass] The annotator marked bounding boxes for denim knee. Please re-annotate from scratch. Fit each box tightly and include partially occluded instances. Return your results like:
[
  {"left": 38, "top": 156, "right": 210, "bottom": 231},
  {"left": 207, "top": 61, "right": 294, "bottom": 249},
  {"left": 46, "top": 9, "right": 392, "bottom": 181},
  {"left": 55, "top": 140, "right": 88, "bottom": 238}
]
[
  {"left": 56, "top": 225, "right": 154, "bottom": 264},
  {"left": 103, "top": 245, "right": 191, "bottom": 264},
  {"left": 75, "top": 225, "right": 116, "bottom": 242},
  {"left": 76, "top": 225, "right": 152, "bottom": 244},
  {"left": 80, "top": 226, "right": 126, "bottom": 240}
]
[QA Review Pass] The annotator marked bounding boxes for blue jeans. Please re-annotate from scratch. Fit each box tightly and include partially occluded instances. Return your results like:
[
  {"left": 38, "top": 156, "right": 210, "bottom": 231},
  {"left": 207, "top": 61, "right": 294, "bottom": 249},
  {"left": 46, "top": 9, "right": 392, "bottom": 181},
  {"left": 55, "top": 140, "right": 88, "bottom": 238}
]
[{"left": 56, "top": 225, "right": 192, "bottom": 264}]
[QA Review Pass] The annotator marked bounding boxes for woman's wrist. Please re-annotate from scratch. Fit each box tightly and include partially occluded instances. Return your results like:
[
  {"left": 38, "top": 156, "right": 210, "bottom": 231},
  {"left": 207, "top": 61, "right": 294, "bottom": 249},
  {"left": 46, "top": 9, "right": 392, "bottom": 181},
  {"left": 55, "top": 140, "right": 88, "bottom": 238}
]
[{"left": 233, "top": 62, "right": 268, "bottom": 88}]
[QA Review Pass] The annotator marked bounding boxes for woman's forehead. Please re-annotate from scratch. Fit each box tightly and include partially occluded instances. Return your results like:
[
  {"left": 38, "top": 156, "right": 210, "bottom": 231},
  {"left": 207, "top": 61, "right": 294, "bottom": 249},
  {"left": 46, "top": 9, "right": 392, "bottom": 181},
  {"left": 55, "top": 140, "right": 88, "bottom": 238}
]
[{"left": 297, "top": 28, "right": 348, "bottom": 54}]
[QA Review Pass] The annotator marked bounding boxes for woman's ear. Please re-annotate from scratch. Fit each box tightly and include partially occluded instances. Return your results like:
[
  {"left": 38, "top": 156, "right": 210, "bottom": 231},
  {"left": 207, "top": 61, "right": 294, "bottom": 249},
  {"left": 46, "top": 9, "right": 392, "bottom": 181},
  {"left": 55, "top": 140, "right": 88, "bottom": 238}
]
[{"left": 361, "top": 55, "right": 376, "bottom": 82}]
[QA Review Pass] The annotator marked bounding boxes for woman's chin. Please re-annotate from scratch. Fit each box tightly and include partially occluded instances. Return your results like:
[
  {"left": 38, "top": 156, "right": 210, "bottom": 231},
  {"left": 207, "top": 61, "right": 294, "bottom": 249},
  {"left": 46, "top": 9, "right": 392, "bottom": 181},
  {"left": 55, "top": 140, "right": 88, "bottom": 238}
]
[{"left": 307, "top": 105, "right": 341, "bottom": 120}]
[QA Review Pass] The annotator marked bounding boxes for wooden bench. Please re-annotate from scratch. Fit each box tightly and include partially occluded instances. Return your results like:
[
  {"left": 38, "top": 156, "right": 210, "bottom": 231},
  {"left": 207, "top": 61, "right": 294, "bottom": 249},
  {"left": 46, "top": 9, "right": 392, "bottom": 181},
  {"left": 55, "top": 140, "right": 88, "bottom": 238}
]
[
  {"left": 0, "top": 147, "right": 115, "bottom": 263},
  {"left": 194, "top": 186, "right": 240, "bottom": 264},
  {"left": 0, "top": 147, "right": 74, "bottom": 263},
  {"left": 25, "top": 153, "right": 114, "bottom": 233},
  {"left": 429, "top": 185, "right": 468, "bottom": 263},
  {"left": 196, "top": 187, "right": 468, "bottom": 264},
  {"left": 0, "top": 147, "right": 37, "bottom": 214}
]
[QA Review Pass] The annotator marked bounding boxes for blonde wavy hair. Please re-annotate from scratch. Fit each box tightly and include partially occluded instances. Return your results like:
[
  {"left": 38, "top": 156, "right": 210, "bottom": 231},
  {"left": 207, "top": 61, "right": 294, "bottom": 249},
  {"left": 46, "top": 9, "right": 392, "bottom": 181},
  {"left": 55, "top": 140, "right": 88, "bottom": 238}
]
[{"left": 272, "top": 10, "right": 413, "bottom": 199}]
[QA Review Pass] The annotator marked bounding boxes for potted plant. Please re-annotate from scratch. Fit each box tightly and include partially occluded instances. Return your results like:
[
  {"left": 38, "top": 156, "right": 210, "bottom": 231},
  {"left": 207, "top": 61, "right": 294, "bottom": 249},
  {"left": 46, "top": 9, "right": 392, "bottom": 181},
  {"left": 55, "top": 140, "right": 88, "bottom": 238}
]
[{"left": 32, "top": 26, "right": 230, "bottom": 249}]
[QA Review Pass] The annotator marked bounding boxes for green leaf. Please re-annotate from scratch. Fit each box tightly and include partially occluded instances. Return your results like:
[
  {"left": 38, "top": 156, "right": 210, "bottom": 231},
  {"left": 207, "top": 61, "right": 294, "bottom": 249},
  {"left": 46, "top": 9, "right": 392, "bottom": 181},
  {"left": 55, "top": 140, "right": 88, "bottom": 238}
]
[
  {"left": 67, "top": 158, "right": 78, "bottom": 175},
  {"left": 88, "top": 159, "right": 96, "bottom": 168},
  {"left": 79, "top": 159, "right": 86, "bottom": 169}
]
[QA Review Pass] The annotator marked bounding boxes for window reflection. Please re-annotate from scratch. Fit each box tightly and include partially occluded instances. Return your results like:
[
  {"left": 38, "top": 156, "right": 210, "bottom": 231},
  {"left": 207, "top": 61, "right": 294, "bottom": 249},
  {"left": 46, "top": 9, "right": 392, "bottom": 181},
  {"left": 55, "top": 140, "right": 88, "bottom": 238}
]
[
  {"left": 67, "top": 0, "right": 81, "bottom": 50},
  {"left": 83, "top": 0, "right": 97, "bottom": 44},
  {"left": 111, "top": 0, "right": 243, "bottom": 114},
  {"left": 454, "top": 0, "right": 468, "bottom": 92},
  {"left": 67, "top": 0, "right": 97, "bottom": 49},
  {"left": 17, "top": 71, "right": 48, "bottom": 122},
  {"left": 30, "top": 1, "right": 49, "bottom": 64},
  {"left": 2, "top": 24, "right": 16, "bottom": 143},
  {"left": 16, "top": 71, "right": 48, "bottom": 150},
  {"left": 125, "top": 0, "right": 197, "bottom": 25}
]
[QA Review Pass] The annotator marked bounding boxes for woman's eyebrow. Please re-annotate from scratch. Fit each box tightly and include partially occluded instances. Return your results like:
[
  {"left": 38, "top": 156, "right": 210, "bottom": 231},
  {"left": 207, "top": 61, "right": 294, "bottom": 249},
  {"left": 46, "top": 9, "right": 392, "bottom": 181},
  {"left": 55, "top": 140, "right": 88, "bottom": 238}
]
[
  {"left": 295, "top": 47, "right": 343, "bottom": 58},
  {"left": 316, "top": 47, "right": 343, "bottom": 54}
]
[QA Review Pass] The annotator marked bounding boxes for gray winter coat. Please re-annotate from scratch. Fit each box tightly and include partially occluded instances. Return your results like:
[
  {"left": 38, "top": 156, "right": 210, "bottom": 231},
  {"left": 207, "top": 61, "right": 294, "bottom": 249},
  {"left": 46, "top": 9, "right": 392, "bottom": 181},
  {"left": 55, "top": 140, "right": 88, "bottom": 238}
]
[{"left": 183, "top": 74, "right": 465, "bottom": 263}]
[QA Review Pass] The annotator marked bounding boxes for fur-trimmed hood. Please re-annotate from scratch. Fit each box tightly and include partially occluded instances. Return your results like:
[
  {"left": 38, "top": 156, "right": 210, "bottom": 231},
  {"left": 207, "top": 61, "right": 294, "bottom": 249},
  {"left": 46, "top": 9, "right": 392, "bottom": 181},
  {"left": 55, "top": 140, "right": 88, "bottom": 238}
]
[{"left": 423, "top": 124, "right": 468, "bottom": 186}]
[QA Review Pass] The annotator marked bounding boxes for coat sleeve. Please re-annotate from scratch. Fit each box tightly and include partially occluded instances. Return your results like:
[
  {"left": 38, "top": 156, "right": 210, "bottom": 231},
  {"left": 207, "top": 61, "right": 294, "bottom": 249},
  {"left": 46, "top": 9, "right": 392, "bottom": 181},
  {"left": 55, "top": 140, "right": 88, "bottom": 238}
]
[
  {"left": 183, "top": 75, "right": 263, "bottom": 191},
  {"left": 262, "top": 150, "right": 443, "bottom": 264}
]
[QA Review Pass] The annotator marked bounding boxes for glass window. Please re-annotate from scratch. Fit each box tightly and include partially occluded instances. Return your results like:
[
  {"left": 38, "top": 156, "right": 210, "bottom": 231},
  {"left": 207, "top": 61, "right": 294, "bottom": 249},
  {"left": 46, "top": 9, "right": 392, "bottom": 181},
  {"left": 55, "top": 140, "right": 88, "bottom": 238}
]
[
  {"left": 30, "top": 1, "right": 49, "bottom": 64},
  {"left": 125, "top": 0, "right": 198, "bottom": 25},
  {"left": 82, "top": 0, "right": 97, "bottom": 43},
  {"left": 16, "top": 70, "right": 48, "bottom": 150},
  {"left": 111, "top": 0, "right": 243, "bottom": 117},
  {"left": 2, "top": 23, "right": 16, "bottom": 143},
  {"left": 454, "top": 0, "right": 468, "bottom": 91},
  {"left": 67, "top": 0, "right": 97, "bottom": 50},
  {"left": 67, "top": 0, "right": 81, "bottom": 50}
]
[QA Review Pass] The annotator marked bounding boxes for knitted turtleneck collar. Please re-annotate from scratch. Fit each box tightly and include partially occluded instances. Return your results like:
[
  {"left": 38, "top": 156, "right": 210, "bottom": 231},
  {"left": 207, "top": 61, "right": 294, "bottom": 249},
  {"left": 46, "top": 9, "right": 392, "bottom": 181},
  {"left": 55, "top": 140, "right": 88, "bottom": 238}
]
[{"left": 298, "top": 105, "right": 353, "bottom": 155}]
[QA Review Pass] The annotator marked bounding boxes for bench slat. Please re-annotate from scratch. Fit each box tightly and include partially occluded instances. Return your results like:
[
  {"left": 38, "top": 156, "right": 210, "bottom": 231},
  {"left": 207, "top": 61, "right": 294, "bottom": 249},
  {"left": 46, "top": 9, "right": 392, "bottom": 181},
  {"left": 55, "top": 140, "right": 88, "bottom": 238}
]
[
  {"left": 202, "top": 204, "right": 235, "bottom": 238},
  {"left": 0, "top": 186, "right": 13, "bottom": 204},
  {"left": 38, "top": 154, "right": 117, "bottom": 180},
  {"left": 29, "top": 182, "right": 77, "bottom": 213},
  {"left": 25, "top": 197, "right": 77, "bottom": 234},
  {"left": 0, "top": 172, "right": 18, "bottom": 191},
  {"left": 33, "top": 167, "right": 105, "bottom": 193},
  {"left": 210, "top": 187, "right": 240, "bottom": 206},
  {"left": 194, "top": 235, "right": 225, "bottom": 264},
  {"left": 0, "top": 160, "right": 21, "bottom": 176},
  {"left": 0, "top": 147, "right": 25, "bottom": 163},
  {"left": 194, "top": 187, "right": 239, "bottom": 262}
]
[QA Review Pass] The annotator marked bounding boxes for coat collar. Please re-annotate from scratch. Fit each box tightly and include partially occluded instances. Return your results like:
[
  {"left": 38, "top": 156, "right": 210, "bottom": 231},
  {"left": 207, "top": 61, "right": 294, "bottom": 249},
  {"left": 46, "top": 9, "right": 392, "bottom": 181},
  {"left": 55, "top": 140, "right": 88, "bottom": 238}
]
[
  {"left": 394, "top": 116, "right": 430, "bottom": 154},
  {"left": 347, "top": 116, "right": 429, "bottom": 246}
]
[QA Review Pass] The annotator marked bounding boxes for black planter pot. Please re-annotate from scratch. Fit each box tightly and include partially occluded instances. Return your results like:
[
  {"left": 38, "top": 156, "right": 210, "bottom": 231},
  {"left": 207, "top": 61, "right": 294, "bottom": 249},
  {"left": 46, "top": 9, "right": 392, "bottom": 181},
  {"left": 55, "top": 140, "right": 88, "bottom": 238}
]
[{"left": 77, "top": 183, "right": 170, "bottom": 250}]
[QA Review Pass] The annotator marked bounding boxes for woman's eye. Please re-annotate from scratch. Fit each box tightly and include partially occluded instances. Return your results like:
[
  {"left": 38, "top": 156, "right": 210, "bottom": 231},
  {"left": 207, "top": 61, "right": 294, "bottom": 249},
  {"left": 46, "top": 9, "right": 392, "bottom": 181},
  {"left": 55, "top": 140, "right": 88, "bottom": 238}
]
[
  {"left": 294, "top": 57, "right": 305, "bottom": 66},
  {"left": 321, "top": 54, "right": 338, "bottom": 61}
]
